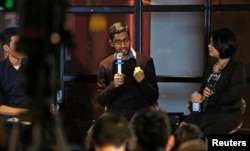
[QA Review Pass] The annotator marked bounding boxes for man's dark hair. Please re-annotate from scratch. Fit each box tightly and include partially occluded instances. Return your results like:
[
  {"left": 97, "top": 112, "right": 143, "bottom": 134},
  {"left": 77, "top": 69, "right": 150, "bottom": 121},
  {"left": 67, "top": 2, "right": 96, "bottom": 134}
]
[
  {"left": 109, "top": 22, "right": 130, "bottom": 41},
  {"left": 91, "top": 112, "right": 132, "bottom": 148},
  {"left": 211, "top": 28, "right": 237, "bottom": 59},
  {"left": 130, "top": 107, "right": 171, "bottom": 151},
  {"left": 173, "top": 123, "right": 205, "bottom": 150},
  {"left": 0, "top": 27, "right": 19, "bottom": 46}
]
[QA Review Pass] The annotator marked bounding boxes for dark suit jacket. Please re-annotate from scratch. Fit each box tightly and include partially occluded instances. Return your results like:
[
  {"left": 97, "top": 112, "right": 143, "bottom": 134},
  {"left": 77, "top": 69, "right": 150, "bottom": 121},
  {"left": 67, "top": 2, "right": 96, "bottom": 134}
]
[{"left": 200, "top": 59, "right": 246, "bottom": 113}]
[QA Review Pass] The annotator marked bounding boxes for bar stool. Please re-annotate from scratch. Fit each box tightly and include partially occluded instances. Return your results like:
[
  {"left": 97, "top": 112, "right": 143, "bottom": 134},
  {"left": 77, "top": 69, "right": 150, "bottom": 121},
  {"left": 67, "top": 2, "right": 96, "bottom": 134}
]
[{"left": 229, "top": 98, "right": 246, "bottom": 134}]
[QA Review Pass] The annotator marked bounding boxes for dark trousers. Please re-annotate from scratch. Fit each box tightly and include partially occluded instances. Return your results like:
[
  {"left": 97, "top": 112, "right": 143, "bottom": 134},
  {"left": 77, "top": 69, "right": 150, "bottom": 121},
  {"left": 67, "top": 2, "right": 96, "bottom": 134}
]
[
  {"left": 0, "top": 116, "right": 32, "bottom": 150},
  {"left": 182, "top": 111, "right": 241, "bottom": 136}
]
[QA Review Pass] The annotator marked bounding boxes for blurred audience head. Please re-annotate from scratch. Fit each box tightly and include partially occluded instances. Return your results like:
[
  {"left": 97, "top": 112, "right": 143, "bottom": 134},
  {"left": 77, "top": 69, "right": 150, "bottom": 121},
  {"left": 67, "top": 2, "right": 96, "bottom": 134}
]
[
  {"left": 130, "top": 106, "right": 174, "bottom": 151},
  {"left": 177, "top": 140, "right": 207, "bottom": 151},
  {"left": 86, "top": 112, "right": 134, "bottom": 151},
  {"left": 173, "top": 123, "right": 205, "bottom": 150}
]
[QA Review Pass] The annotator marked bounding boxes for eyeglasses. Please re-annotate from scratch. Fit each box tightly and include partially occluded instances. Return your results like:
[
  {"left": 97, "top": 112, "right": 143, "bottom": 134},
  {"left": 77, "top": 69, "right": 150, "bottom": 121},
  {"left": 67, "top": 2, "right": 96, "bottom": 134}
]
[{"left": 113, "top": 37, "right": 130, "bottom": 45}]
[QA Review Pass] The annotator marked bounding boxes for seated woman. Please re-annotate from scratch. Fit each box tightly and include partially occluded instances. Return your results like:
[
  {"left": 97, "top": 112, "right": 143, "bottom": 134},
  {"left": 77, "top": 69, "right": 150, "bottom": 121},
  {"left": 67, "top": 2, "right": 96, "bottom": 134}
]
[{"left": 180, "top": 28, "right": 247, "bottom": 135}]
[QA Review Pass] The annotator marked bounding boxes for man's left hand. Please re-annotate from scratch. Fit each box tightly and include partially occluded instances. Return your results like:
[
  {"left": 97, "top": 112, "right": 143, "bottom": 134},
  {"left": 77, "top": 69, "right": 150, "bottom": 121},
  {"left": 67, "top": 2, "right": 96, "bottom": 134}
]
[{"left": 133, "top": 66, "right": 145, "bottom": 82}]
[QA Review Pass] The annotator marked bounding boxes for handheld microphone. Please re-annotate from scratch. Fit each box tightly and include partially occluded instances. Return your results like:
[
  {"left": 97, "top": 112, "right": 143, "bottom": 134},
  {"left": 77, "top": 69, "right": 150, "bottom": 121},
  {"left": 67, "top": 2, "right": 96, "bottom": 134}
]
[
  {"left": 202, "top": 83, "right": 213, "bottom": 112},
  {"left": 116, "top": 53, "right": 123, "bottom": 74}
]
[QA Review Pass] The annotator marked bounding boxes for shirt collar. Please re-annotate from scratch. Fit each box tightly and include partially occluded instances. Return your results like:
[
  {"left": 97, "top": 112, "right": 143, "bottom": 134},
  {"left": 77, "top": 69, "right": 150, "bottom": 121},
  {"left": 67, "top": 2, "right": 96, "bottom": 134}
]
[
  {"left": 4, "top": 57, "right": 27, "bottom": 68},
  {"left": 114, "top": 47, "right": 136, "bottom": 61}
]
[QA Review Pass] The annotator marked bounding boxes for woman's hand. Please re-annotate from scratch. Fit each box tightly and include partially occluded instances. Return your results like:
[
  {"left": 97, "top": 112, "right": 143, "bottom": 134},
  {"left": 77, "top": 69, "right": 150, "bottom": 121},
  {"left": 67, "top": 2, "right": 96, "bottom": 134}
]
[
  {"left": 203, "top": 87, "right": 214, "bottom": 98},
  {"left": 190, "top": 92, "right": 204, "bottom": 103}
]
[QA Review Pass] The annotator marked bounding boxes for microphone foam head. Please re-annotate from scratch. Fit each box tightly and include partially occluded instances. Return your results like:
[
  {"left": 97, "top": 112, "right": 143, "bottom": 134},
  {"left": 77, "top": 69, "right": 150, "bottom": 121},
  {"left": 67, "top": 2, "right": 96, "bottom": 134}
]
[{"left": 117, "top": 53, "right": 123, "bottom": 60}]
